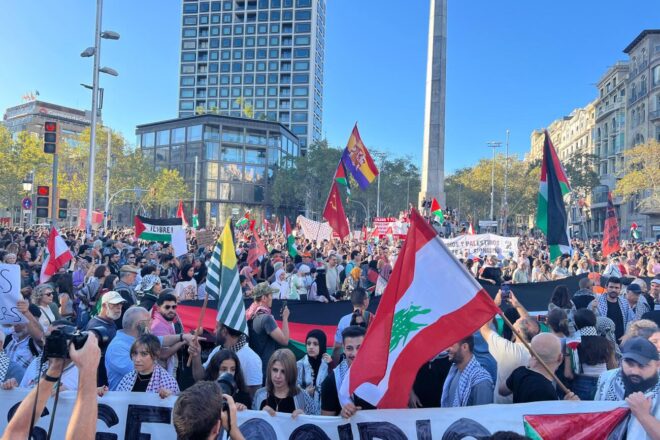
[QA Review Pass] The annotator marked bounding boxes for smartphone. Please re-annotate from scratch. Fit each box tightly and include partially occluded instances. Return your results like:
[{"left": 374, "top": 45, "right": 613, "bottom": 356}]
[
  {"left": 501, "top": 284, "right": 511, "bottom": 300},
  {"left": 280, "top": 300, "right": 287, "bottom": 317}
]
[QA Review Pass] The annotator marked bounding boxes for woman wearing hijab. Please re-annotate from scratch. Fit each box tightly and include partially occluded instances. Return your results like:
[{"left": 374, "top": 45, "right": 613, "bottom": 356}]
[
  {"left": 270, "top": 269, "right": 289, "bottom": 300},
  {"left": 174, "top": 263, "right": 197, "bottom": 301},
  {"left": 296, "top": 330, "right": 331, "bottom": 408},
  {"left": 137, "top": 274, "right": 164, "bottom": 311}
]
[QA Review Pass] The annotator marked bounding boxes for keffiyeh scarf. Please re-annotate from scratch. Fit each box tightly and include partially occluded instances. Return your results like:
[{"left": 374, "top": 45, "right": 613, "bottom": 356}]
[
  {"left": 441, "top": 356, "right": 493, "bottom": 407},
  {"left": 334, "top": 359, "right": 349, "bottom": 397},
  {"left": 0, "top": 350, "right": 9, "bottom": 382},
  {"left": 598, "top": 369, "right": 660, "bottom": 402},
  {"left": 116, "top": 364, "right": 180, "bottom": 394},
  {"left": 596, "top": 295, "right": 633, "bottom": 331}
]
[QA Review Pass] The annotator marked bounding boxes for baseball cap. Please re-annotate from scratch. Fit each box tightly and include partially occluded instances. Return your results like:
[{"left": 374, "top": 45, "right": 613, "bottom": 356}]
[
  {"left": 102, "top": 291, "right": 127, "bottom": 305},
  {"left": 651, "top": 279, "right": 660, "bottom": 286},
  {"left": 252, "top": 282, "right": 279, "bottom": 299},
  {"left": 626, "top": 284, "right": 642, "bottom": 294},
  {"left": 621, "top": 337, "right": 659, "bottom": 366}
]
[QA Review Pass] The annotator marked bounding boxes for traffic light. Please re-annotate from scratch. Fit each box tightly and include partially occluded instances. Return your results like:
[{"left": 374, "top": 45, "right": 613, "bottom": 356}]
[
  {"left": 36, "top": 186, "right": 50, "bottom": 218},
  {"left": 44, "top": 121, "right": 57, "bottom": 154},
  {"left": 58, "top": 199, "right": 68, "bottom": 220}
]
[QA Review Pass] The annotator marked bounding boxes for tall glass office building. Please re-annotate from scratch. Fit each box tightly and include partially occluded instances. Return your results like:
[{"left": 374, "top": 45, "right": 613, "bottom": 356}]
[{"left": 178, "top": 0, "right": 325, "bottom": 153}]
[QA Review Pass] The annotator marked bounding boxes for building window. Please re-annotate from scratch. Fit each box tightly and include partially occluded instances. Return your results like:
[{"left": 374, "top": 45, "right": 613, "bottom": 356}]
[
  {"left": 156, "top": 130, "right": 170, "bottom": 146},
  {"left": 187, "top": 125, "right": 203, "bottom": 142}
]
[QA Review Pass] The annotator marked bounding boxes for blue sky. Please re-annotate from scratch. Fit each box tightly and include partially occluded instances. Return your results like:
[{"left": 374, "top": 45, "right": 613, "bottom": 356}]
[{"left": 1, "top": 1, "right": 659, "bottom": 174}]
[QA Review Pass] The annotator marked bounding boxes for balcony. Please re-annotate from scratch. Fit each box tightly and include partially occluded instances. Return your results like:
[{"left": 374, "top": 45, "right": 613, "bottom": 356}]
[{"left": 649, "top": 109, "right": 660, "bottom": 121}]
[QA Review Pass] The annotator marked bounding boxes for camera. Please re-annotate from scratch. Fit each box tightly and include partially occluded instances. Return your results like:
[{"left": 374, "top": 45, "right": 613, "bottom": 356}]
[
  {"left": 217, "top": 372, "right": 237, "bottom": 412},
  {"left": 43, "top": 325, "right": 109, "bottom": 359}
]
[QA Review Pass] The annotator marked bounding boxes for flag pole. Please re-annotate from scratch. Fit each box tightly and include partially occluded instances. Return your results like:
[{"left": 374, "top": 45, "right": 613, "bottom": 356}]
[
  {"left": 186, "top": 292, "right": 209, "bottom": 367},
  {"left": 499, "top": 312, "right": 571, "bottom": 395}
]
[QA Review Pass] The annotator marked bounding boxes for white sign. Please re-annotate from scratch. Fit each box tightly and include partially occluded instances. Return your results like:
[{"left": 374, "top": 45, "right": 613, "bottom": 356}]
[
  {"left": 442, "top": 233, "right": 519, "bottom": 259},
  {"left": 0, "top": 390, "right": 644, "bottom": 439},
  {"left": 0, "top": 264, "right": 27, "bottom": 325},
  {"left": 478, "top": 220, "right": 498, "bottom": 227}
]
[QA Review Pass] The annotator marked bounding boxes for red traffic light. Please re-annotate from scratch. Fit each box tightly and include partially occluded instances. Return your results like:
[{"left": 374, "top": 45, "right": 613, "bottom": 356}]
[
  {"left": 37, "top": 185, "right": 50, "bottom": 196},
  {"left": 45, "top": 122, "right": 57, "bottom": 132}
]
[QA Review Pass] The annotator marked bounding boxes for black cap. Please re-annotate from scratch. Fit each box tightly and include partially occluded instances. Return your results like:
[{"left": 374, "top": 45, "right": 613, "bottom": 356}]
[{"left": 621, "top": 337, "right": 659, "bottom": 366}]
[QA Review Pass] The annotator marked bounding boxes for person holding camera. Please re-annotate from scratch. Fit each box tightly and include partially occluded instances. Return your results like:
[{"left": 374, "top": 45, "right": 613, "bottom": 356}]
[
  {"left": 2, "top": 332, "right": 102, "bottom": 440},
  {"left": 204, "top": 349, "right": 252, "bottom": 409},
  {"left": 173, "top": 381, "right": 245, "bottom": 440},
  {"left": 116, "top": 334, "right": 179, "bottom": 398}
]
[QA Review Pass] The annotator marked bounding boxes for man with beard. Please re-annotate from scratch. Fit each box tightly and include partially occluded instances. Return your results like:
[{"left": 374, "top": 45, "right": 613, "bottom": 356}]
[
  {"left": 189, "top": 322, "right": 262, "bottom": 397},
  {"left": 85, "top": 291, "right": 125, "bottom": 386},
  {"left": 595, "top": 337, "right": 660, "bottom": 438},
  {"left": 440, "top": 335, "right": 494, "bottom": 407},
  {"left": 151, "top": 293, "right": 190, "bottom": 378},
  {"left": 105, "top": 306, "right": 197, "bottom": 390},
  {"left": 596, "top": 276, "right": 635, "bottom": 342}
]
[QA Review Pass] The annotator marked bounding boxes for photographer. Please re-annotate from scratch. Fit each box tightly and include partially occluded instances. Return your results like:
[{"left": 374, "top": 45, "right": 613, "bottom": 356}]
[
  {"left": 1, "top": 333, "right": 101, "bottom": 440},
  {"left": 173, "top": 381, "right": 245, "bottom": 440}
]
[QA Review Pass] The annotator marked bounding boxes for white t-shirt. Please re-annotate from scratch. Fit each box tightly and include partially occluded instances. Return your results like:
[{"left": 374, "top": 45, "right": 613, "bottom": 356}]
[
  {"left": 204, "top": 344, "right": 263, "bottom": 387},
  {"left": 486, "top": 331, "right": 530, "bottom": 404},
  {"left": 334, "top": 313, "right": 353, "bottom": 344}
]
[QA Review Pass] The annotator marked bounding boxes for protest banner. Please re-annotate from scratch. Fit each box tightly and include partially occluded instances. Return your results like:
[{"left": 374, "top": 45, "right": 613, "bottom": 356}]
[
  {"left": 296, "top": 215, "right": 333, "bottom": 242},
  {"left": 195, "top": 229, "right": 216, "bottom": 249},
  {"left": 372, "top": 217, "right": 407, "bottom": 238},
  {"left": 0, "top": 390, "right": 638, "bottom": 439},
  {"left": 442, "top": 233, "right": 519, "bottom": 259},
  {"left": 0, "top": 263, "right": 27, "bottom": 325}
]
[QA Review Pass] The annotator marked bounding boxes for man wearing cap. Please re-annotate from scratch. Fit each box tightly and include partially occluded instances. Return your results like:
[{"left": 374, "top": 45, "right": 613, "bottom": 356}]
[
  {"left": 595, "top": 337, "right": 660, "bottom": 439},
  {"left": 114, "top": 265, "right": 139, "bottom": 329},
  {"left": 627, "top": 283, "right": 652, "bottom": 321},
  {"left": 85, "top": 291, "right": 126, "bottom": 386},
  {"left": 246, "top": 282, "right": 290, "bottom": 379}
]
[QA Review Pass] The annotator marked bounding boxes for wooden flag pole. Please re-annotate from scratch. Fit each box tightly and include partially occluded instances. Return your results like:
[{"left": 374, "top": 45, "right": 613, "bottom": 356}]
[
  {"left": 186, "top": 292, "right": 209, "bottom": 367},
  {"left": 498, "top": 312, "right": 572, "bottom": 395}
]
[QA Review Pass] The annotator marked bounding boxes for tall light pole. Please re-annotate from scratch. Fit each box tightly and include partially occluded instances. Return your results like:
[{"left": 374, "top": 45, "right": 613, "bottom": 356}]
[
  {"left": 374, "top": 152, "right": 386, "bottom": 218},
  {"left": 81, "top": 0, "right": 119, "bottom": 236},
  {"left": 486, "top": 141, "right": 502, "bottom": 227},
  {"left": 104, "top": 127, "right": 111, "bottom": 229},
  {"left": 503, "top": 129, "right": 510, "bottom": 235}
]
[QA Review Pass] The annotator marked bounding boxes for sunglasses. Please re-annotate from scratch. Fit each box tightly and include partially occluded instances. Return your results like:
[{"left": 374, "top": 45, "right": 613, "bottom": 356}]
[
  {"left": 163, "top": 305, "right": 178, "bottom": 310},
  {"left": 43, "top": 292, "right": 54, "bottom": 296}
]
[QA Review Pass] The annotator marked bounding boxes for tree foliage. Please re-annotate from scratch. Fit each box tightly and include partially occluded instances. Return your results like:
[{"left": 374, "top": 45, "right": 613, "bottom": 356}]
[
  {"left": 271, "top": 140, "right": 420, "bottom": 224},
  {"left": 562, "top": 152, "right": 600, "bottom": 197},
  {"left": 615, "top": 140, "right": 660, "bottom": 212},
  {"left": 445, "top": 155, "right": 539, "bottom": 224}
]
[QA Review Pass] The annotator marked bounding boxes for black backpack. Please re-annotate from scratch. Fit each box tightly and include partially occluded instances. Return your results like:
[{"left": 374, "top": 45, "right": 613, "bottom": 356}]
[{"left": 3, "top": 334, "right": 40, "bottom": 357}]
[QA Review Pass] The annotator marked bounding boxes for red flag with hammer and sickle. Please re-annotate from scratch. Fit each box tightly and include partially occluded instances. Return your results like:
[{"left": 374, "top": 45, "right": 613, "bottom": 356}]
[{"left": 323, "top": 181, "right": 350, "bottom": 240}]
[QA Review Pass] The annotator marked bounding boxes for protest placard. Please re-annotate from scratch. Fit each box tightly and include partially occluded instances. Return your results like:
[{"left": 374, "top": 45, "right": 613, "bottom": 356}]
[
  {"left": 195, "top": 230, "right": 217, "bottom": 249},
  {"left": 0, "top": 263, "right": 27, "bottom": 325}
]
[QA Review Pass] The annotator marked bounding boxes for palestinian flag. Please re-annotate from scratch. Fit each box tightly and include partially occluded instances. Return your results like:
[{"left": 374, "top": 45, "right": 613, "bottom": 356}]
[
  {"left": 535, "top": 130, "right": 572, "bottom": 260},
  {"left": 134, "top": 216, "right": 183, "bottom": 242},
  {"left": 283, "top": 217, "right": 298, "bottom": 257},
  {"left": 235, "top": 211, "right": 250, "bottom": 228},
  {"left": 430, "top": 198, "right": 444, "bottom": 222},
  {"left": 630, "top": 222, "right": 641, "bottom": 241},
  {"left": 192, "top": 208, "right": 199, "bottom": 229},
  {"left": 334, "top": 160, "right": 351, "bottom": 198},
  {"left": 346, "top": 209, "right": 500, "bottom": 408},
  {"left": 207, "top": 218, "right": 247, "bottom": 334},
  {"left": 40, "top": 227, "right": 73, "bottom": 284},
  {"left": 523, "top": 407, "right": 629, "bottom": 440}
]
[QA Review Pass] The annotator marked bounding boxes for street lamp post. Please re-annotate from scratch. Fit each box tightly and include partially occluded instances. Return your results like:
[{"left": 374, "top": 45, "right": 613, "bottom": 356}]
[
  {"left": 486, "top": 141, "right": 502, "bottom": 231},
  {"left": 374, "top": 152, "right": 386, "bottom": 218},
  {"left": 81, "top": 0, "right": 119, "bottom": 236},
  {"left": 503, "top": 130, "right": 510, "bottom": 235}
]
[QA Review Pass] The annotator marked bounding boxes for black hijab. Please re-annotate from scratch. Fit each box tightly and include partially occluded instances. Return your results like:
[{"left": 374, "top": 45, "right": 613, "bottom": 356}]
[{"left": 306, "top": 329, "right": 327, "bottom": 385}]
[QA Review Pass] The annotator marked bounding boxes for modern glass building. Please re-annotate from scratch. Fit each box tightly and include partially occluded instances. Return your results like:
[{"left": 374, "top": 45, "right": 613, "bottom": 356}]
[
  {"left": 136, "top": 114, "right": 300, "bottom": 228},
  {"left": 177, "top": 0, "right": 325, "bottom": 154}
]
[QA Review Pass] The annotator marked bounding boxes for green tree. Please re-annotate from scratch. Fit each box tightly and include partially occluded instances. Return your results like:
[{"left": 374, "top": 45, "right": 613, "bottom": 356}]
[
  {"left": 563, "top": 152, "right": 600, "bottom": 197},
  {"left": 615, "top": 140, "right": 660, "bottom": 212},
  {"left": 142, "top": 168, "right": 190, "bottom": 215}
]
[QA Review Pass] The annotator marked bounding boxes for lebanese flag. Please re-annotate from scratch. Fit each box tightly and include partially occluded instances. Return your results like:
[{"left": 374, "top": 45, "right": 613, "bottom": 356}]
[
  {"left": 346, "top": 209, "right": 500, "bottom": 408},
  {"left": 602, "top": 192, "right": 620, "bottom": 257},
  {"left": 467, "top": 223, "right": 475, "bottom": 235},
  {"left": 176, "top": 200, "right": 188, "bottom": 227},
  {"left": 40, "top": 227, "right": 73, "bottom": 283}
]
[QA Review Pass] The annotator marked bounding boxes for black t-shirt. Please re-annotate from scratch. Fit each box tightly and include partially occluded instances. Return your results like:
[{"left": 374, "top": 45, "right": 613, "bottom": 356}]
[
  {"left": 506, "top": 366, "right": 557, "bottom": 403},
  {"left": 481, "top": 266, "right": 503, "bottom": 285},
  {"left": 132, "top": 372, "right": 153, "bottom": 392},
  {"left": 321, "top": 373, "right": 341, "bottom": 414},
  {"left": 606, "top": 300, "right": 625, "bottom": 341},
  {"left": 261, "top": 394, "right": 296, "bottom": 414},
  {"left": 412, "top": 355, "right": 452, "bottom": 408}
]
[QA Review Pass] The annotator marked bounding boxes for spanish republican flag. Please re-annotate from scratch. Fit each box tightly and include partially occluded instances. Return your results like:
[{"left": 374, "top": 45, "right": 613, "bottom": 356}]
[
  {"left": 341, "top": 124, "right": 379, "bottom": 190},
  {"left": 346, "top": 209, "right": 499, "bottom": 408}
]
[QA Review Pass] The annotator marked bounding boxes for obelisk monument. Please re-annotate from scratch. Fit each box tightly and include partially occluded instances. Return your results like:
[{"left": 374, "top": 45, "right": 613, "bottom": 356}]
[{"left": 419, "top": 0, "right": 447, "bottom": 209}]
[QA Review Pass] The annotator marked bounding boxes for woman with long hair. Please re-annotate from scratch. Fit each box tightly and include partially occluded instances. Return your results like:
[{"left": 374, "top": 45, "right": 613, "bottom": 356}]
[
  {"left": 253, "top": 348, "right": 318, "bottom": 417},
  {"left": 205, "top": 349, "right": 252, "bottom": 409},
  {"left": 566, "top": 309, "right": 617, "bottom": 400},
  {"left": 174, "top": 263, "right": 197, "bottom": 301},
  {"left": 296, "top": 330, "right": 331, "bottom": 407},
  {"left": 116, "top": 334, "right": 179, "bottom": 398},
  {"left": 548, "top": 285, "right": 577, "bottom": 333}
]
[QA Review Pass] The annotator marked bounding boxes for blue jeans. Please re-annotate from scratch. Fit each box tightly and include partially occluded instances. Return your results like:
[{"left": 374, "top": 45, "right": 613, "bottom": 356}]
[{"left": 572, "top": 374, "right": 599, "bottom": 400}]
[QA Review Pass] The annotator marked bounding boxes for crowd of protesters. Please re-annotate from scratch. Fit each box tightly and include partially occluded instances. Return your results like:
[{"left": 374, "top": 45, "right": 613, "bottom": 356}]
[{"left": 0, "top": 224, "right": 659, "bottom": 439}]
